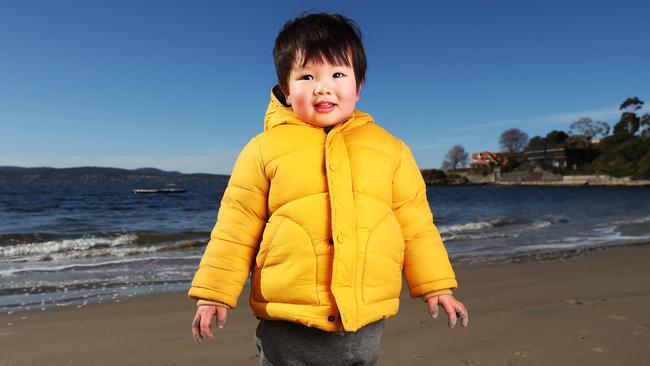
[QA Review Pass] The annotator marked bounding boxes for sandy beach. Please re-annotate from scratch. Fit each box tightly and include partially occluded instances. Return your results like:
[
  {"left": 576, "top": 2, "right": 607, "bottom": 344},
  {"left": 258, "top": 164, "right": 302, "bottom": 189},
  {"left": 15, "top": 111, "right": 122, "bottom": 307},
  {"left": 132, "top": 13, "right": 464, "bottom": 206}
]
[{"left": 1, "top": 244, "right": 648, "bottom": 366}]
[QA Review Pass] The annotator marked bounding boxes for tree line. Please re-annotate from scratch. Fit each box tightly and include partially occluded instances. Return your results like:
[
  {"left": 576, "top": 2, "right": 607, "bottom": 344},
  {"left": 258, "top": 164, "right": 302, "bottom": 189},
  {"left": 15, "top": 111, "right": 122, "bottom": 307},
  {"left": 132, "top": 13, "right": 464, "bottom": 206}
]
[{"left": 441, "top": 97, "right": 650, "bottom": 178}]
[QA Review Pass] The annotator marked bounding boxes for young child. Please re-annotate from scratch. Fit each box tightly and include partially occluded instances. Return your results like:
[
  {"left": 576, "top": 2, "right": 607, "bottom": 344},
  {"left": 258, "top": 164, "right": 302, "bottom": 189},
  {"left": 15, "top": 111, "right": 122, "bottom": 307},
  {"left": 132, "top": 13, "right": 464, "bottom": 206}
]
[{"left": 189, "top": 12, "right": 468, "bottom": 365}]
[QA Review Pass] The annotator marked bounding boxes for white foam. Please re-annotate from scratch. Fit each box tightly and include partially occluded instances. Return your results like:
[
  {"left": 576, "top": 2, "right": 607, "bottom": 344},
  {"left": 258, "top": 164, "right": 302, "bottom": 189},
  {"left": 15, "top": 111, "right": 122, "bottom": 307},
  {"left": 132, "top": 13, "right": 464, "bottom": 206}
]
[
  {"left": 0, "top": 254, "right": 202, "bottom": 277},
  {"left": 612, "top": 215, "right": 650, "bottom": 225},
  {"left": 0, "top": 234, "right": 137, "bottom": 260},
  {"left": 441, "top": 219, "right": 551, "bottom": 242},
  {"left": 439, "top": 218, "right": 513, "bottom": 234},
  {"left": 514, "top": 229, "right": 650, "bottom": 252},
  {"left": 444, "top": 232, "right": 517, "bottom": 242},
  {"left": 0, "top": 234, "right": 207, "bottom": 264},
  {"left": 529, "top": 221, "right": 552, "bottom": 230}
]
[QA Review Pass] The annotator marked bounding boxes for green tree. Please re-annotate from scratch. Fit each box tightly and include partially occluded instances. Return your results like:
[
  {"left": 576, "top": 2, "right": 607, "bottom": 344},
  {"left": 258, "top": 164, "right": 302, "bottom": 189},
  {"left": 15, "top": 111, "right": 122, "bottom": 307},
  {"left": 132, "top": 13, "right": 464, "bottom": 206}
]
[
  {"left": 526, "top": 136, "right": 545, "bottom": 150},
  {"left": 614, "top": 113, "right": 641, "bottom": 135},
  {"left": 545, "top": 130, "right": 569, "bottom": 144},
  {"left": 637, "top": 149, "right": 650, "bottom": 178},
  {"left": 591, "top": 133, "right": 650, "bottom": 177},
  {"left": 619, "top": 97, "right": 644, "bottom": 112},
  {"left": 614, "top": 97, "right": 645, "bottom": 135},
  {"left": 640, "top": 114, "right": 650, "bottom": 137},
  {"left": 569, "top": 117, "right": 610, "bottom": 140}
]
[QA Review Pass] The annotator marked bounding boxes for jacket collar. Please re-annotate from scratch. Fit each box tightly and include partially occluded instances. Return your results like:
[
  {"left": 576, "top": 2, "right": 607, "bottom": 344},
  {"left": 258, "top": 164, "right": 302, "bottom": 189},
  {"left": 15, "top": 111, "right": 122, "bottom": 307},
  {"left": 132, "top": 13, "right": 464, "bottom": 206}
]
[{"left": 263, "top": 85, "right": 374, "bottom": 132}]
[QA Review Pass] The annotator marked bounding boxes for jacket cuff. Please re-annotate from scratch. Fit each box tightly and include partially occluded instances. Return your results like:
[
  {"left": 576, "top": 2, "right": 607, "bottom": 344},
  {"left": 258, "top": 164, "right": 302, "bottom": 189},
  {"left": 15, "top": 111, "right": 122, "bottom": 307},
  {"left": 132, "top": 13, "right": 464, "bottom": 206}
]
[
  {"left": 421, "top": 288, "right": 453, "bottom": 302},
  {"left": 197, "top": 299, "right": 231, "bottom": 309}
]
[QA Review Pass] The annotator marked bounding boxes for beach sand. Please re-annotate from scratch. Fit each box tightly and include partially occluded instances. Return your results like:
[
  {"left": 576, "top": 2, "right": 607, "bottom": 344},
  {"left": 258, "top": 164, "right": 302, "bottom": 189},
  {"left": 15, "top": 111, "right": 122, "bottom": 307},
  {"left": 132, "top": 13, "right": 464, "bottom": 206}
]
[{"left": 1, "top": 244, "right": 649, "bottom": 366}]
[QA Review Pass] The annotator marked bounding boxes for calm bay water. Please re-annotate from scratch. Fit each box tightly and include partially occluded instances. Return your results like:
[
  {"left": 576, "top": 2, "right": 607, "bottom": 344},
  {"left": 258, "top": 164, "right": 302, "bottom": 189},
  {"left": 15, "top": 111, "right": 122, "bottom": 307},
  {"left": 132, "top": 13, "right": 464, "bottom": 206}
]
[{"left": 1, "top": 183, "right": 649, "bottom": 313}]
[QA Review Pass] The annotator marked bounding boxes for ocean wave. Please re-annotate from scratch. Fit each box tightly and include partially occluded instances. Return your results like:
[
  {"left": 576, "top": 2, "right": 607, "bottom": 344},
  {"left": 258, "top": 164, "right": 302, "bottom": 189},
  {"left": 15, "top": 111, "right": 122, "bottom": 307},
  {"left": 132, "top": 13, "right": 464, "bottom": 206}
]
[
  {"left": 612, "top": 215, "right": 650, "bottom": 225},
  {"left": 438, "top": 217, "right": 514, "bottom": 234},
  {"left": 132, "top": 231, "right": 208, "bottom": 245},
  {"left": 0, "top": 234, "right": 136, "bottom": 260},
  {"left": 440, "top": 219, "right": 552, "bottom": 242},
  {"left": 513, "top": 228, "right": 650, "bottom": 252},
  {"left": 0, "top": 232, "right": 208, "bottom": 263},
  {"left": 69, "top": 239, "right": 205, "bottom": 260},
  {"left": 443, "top": 231, "right": 517, "bottom": 242},
  {"left": 0, "top": 254, "right": 201, "bottom": 277}
]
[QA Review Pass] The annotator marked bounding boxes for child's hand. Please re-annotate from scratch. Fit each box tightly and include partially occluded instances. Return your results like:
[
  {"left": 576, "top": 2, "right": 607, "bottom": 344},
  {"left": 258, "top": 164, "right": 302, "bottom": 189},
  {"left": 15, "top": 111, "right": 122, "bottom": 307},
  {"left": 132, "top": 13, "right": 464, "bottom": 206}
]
[
  {"left": 426, "top": 294, "right": 469, "bottom": 329},
  {"left": 191, "top": 305, "right": 228, "bottom": 343}
]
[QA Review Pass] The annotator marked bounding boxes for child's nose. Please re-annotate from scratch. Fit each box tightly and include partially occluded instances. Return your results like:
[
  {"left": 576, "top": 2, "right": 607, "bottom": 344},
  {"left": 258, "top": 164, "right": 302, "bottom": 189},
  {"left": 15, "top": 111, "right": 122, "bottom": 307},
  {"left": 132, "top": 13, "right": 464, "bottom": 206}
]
[{"left": 314, "top": 82, "right": 332, "bottom": 95}]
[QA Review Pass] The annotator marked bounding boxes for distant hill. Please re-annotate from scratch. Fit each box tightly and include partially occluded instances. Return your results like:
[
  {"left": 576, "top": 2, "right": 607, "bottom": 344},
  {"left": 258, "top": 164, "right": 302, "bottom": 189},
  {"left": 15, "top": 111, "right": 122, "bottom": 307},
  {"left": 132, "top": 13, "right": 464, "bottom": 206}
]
[{"left": 0, "top": 166, "right": 230, "bottom": 184}]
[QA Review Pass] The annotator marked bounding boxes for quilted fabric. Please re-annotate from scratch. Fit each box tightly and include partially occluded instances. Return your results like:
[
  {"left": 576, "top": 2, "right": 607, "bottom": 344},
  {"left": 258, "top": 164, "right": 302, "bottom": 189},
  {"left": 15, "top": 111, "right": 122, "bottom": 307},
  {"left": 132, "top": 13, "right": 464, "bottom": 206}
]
[{"left": 188, "top": 89, "right": 456, "bottom": 331}]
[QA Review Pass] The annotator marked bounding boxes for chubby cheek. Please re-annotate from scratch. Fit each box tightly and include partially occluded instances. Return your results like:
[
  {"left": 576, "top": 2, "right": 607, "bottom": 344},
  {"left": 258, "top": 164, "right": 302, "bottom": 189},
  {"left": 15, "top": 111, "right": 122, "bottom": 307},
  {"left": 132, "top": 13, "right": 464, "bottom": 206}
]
[
  {"left": 338, "top": 88, "right": 360, "bottom": 113},
  {"left": 288, "top": 93, "right": 313, "bottom": 119}
]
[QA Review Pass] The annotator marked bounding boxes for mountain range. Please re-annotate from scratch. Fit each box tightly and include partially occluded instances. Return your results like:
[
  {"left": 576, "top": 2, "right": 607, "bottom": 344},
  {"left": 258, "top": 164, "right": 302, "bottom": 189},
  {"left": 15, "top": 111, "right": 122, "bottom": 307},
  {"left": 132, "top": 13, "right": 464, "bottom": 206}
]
[{"left": 0, "top": 166, "right": 230, "bottom": 184}]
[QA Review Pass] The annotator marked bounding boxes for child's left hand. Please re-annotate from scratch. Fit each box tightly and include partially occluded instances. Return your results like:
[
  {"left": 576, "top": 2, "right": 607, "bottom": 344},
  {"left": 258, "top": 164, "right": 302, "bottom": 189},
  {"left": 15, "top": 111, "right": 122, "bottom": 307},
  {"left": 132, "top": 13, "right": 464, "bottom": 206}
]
[{"left": 426, "top": 294, "right": 469, "bottom": 329}]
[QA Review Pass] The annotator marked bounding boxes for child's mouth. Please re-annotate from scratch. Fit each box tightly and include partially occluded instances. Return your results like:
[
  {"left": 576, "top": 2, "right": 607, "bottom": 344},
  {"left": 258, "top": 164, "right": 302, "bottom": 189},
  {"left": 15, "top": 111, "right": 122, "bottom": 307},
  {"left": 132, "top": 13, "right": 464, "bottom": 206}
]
[{"left": 314, "top": 102, "right": 336, "bottom": 113}]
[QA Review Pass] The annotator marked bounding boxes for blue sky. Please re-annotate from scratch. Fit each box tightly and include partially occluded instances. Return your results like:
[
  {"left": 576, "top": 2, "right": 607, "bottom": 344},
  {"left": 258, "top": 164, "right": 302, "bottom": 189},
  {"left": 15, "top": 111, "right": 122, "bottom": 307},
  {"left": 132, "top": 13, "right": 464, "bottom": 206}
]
[{"left": 1, "top": 0, "right": 649, "bottom": 174}]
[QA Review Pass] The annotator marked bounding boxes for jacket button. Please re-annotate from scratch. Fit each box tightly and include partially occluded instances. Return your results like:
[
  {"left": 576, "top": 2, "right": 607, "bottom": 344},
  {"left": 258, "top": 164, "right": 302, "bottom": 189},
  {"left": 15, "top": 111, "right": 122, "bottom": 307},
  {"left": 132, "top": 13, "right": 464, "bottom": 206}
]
[
  {"left": 336, "top": 234, "right": 344, "bottom": 243},
  {"left": 328, "top": 238, "right": 334, "bottom": 245},
  {"left": 328, "top": 315, "right": 335, "bottom": 322},
  {"left": 328, "top": 163, "right": 336, "bottom": 171}
]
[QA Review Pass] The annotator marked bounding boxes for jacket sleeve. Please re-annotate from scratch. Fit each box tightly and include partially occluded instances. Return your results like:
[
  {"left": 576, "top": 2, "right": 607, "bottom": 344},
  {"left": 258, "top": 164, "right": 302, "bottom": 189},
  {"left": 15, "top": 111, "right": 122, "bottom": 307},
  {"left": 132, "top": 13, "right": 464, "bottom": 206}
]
[
  {"left": 392, "top": 140, "right": 457, "bottom": 298},
  {"left": 188, "top": 137, "right": 269, "bottom": 308}
]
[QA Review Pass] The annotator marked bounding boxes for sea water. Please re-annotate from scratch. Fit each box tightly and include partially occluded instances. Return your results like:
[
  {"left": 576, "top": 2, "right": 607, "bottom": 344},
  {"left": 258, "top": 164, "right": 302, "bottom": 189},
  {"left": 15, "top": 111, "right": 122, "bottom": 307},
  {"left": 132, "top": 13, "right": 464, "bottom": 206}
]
[{"left": 1, "top": 183, "right": 649, "bottom": 312}]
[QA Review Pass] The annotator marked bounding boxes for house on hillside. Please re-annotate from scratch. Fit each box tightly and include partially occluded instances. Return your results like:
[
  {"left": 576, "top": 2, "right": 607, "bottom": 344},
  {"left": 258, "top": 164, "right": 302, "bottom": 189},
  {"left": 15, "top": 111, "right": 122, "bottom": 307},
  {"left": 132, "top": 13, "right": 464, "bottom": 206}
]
[
  {"left": 470, "top": 151, "right": 509, "bottom": 168},
  {"left": 525, "top": 143, "right": 598, "bottom": 170}
]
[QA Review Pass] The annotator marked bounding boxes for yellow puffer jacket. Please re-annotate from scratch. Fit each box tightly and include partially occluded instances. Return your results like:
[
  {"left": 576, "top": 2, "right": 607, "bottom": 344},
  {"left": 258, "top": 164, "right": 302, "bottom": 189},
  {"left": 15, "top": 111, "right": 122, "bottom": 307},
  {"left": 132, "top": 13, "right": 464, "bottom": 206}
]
[{"left": 188, "top": 88, "right": 457, "bottom": 332}]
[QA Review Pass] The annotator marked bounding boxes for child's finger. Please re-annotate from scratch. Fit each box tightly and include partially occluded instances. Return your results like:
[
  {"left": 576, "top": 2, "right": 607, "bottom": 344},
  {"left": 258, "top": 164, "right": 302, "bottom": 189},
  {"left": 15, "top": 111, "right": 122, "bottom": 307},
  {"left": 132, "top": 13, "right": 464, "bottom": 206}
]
[
  {"left": 456, "top": 303, "right": 469, "bottom": 328},
  {"left": 192, "top": 315, "right": 203, "bottom": 343},
  {"left": 200, "top": 311, "right": 213, "bottom": 339},
  {"left": 426, "top": 297, "right": 439, "bottom": 319},
  {"left": 441, "top": 300, "right": 457, "bottom": 329},
  {"left": 216, "top": 307, "right": 228, "bottom": 329}
]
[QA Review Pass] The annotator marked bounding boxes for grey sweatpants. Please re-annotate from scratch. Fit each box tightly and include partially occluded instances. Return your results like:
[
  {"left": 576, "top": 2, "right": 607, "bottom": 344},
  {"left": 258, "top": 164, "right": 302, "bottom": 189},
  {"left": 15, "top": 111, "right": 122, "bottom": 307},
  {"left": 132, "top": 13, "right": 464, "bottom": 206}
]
[{"left": 254, "top": 319, "right": 385, "bottom": 366}]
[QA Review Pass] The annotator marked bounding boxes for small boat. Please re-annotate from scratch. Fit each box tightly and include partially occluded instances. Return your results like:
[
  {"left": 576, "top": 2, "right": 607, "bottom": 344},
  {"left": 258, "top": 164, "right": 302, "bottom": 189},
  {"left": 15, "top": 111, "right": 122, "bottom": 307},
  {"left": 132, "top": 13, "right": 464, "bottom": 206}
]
[{"left": 132, "top": 188, "right": 187, "bottom": 194}]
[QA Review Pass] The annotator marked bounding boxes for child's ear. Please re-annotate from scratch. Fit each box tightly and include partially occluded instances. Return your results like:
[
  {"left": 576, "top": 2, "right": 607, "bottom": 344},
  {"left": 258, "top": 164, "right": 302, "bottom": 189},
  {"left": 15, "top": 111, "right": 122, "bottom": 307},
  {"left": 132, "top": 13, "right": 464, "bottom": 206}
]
[
  {"left": 272, "top": 84, "right": 291, "bottom": 107},
  {"left": 355, "top": 81, "right": 364, "bottom": 101},
  {"left": 276, "top": 85, "right": 291, "bottom": 106}
]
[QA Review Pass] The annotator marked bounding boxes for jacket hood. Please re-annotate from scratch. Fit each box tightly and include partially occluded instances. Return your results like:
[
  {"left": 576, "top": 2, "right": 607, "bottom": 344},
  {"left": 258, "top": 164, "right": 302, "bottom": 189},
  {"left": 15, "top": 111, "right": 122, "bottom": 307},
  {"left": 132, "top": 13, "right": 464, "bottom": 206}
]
[{"left": 264, "top": 85, "right": 374, "bottom": 132}]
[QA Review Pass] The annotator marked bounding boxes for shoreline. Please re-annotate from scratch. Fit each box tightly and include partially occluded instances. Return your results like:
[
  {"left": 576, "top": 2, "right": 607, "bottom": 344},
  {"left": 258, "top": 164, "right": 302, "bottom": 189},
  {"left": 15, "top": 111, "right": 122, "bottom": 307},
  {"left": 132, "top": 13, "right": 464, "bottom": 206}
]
[
  {"left": 4, "top": 240, "right": 649, "bottom": 314},
  {"left": 2, "top": 244, "right": 649, "bottom": 365},
  {"left": 426, "top": 181, "right": 650, "bottom": 187}
]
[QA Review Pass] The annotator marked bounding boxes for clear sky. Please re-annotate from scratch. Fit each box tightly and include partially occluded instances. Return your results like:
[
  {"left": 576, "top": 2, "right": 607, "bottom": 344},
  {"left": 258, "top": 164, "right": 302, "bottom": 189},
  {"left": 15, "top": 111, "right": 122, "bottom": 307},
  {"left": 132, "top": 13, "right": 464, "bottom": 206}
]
[{"left": 1, "top": 0, "right": 649, "bottom": 174}]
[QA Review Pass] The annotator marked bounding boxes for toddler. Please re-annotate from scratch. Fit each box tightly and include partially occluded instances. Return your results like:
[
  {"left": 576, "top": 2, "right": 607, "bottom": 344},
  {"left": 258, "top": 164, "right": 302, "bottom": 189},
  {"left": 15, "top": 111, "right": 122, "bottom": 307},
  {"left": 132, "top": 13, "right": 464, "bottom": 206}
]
[{"left": 189, "top": 12, "right": 468, "bottom": 366}]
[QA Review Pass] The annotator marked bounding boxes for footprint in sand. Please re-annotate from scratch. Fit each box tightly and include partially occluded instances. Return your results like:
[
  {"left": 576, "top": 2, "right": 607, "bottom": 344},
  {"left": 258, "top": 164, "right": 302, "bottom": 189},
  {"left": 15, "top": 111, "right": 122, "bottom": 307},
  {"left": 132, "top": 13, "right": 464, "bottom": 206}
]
[
  {"left": 565, "top": 299, "right": 586, "bottom": 306},
  {"left": 608, "top": 315, "right": 629, "bottom": 321}
]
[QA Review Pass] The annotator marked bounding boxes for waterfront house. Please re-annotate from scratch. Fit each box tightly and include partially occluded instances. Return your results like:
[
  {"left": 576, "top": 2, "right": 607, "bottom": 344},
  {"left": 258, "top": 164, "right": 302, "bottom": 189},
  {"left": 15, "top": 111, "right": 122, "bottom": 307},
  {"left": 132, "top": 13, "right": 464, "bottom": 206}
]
[{"left": 524, "top": 143, "right": 598, "bottom": 170}]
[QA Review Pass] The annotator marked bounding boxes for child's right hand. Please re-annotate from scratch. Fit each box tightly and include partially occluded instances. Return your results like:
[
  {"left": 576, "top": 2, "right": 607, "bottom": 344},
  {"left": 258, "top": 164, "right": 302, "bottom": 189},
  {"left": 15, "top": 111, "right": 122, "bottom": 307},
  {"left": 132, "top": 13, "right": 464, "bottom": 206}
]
[{"left": 191, "top": 305, "right": 228, "bottom": 343}]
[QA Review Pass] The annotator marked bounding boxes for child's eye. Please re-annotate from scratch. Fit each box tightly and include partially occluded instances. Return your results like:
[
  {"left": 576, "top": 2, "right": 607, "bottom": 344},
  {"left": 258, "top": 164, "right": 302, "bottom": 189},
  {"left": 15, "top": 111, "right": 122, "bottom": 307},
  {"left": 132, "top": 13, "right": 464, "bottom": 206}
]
[
  {"left": 299, "top": 74, "right": 314, "bottom": 80},
  {"left": 333, "top": 72, "right": 345, "bottom": 78}
]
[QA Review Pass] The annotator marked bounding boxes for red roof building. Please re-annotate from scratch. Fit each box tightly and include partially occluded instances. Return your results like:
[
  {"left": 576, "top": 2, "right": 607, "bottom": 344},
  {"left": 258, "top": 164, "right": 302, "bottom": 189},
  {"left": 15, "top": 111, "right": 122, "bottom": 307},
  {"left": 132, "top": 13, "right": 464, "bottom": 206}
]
[{"left": 470, "top": 151, "right": 509, "bottom": 167}]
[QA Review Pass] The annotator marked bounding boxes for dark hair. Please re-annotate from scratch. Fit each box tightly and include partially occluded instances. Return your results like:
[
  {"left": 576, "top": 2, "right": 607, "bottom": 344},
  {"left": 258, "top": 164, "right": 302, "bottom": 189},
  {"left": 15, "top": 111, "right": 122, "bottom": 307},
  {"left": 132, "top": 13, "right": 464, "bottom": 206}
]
[{"left": 273, "top": 13, "right": 367, "bottom": 94}]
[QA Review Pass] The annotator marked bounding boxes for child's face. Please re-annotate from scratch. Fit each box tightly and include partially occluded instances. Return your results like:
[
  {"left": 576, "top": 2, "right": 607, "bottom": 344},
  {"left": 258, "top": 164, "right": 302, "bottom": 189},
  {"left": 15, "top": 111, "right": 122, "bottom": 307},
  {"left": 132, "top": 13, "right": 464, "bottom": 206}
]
[{"left": 284, "top": 55, "right": 361, "bottom": 128}]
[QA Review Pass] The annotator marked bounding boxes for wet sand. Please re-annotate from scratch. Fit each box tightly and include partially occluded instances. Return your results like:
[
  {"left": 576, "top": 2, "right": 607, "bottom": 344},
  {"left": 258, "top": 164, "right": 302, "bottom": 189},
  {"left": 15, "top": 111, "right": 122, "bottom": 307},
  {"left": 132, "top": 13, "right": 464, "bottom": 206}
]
[{"left": 1, "top": 244, "right": 649, "bottom": 366}]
